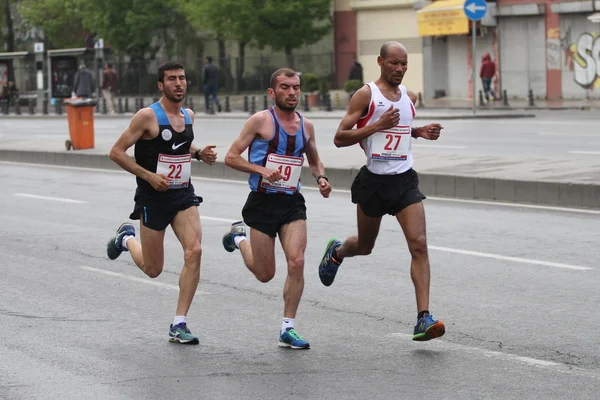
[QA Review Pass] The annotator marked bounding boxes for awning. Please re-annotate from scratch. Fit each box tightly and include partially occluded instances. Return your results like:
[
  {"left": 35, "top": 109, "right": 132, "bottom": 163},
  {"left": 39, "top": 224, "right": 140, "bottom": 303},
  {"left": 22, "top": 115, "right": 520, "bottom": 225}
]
[
  {"left": 417, "top": 0, "right": 470, "bottom": 37},
  {"left": 0, "top": 51, "right": 29, "bottom": 60},
  {"left": 47, "top": 48, "right": 88, "bottom": 57},
  {"left": 589, "top": 12, "right": 600, "bottom": 23}
]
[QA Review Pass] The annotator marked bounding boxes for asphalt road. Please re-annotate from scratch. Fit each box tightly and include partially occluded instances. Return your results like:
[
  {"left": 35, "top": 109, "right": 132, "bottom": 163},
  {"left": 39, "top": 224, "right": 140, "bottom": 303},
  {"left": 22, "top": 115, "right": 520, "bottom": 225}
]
[
  {"left": 0, "top": 110, "right": 599, "bottom": 162},
  {"left": 1, "top": 163, "right": 600, "bottom": 399}
]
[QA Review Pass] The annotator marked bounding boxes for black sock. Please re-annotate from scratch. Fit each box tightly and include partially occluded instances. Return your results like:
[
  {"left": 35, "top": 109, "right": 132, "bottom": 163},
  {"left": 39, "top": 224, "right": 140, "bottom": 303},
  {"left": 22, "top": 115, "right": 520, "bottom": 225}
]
[
  {"left": 332, "top": 248, "right": 341, "bottom": 262},
  {"left": 417, "top": 310, "right": 429, "bottom": 320}
]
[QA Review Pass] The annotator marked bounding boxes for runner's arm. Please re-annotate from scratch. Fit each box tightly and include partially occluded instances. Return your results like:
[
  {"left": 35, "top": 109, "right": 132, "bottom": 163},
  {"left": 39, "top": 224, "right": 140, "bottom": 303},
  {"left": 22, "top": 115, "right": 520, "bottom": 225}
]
[
  {"left": 109, "top": 109, "right": 155, "bottom": 182},
  {"left": 303, "top": 118, "right": 326, "bottom": 181},
  {"left": 224, "top": 112, "right": 269, "bottom": 175},
  {"left": 333, "top": 86, "right": 380, "bottom": 148}
]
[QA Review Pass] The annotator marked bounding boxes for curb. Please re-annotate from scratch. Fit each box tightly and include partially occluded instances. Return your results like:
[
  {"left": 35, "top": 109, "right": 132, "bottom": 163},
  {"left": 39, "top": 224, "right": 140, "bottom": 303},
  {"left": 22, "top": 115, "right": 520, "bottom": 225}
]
[
  {"left": 0, "top": 112, "right": 537, "bottom": 120},
  {"left": 2, "top": 149, "right": 599, "bottom": 210}
]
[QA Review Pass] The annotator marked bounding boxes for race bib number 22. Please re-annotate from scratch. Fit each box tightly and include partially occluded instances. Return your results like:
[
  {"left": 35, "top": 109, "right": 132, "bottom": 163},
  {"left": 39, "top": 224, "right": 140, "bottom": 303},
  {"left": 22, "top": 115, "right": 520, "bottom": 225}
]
[{"left": 156, "top": 154, "right": 191, "bottom": 189}]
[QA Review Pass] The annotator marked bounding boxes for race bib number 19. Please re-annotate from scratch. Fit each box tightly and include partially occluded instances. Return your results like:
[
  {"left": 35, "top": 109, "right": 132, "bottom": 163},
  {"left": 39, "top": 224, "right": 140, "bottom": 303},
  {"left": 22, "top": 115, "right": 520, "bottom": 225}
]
[
  {"left": 156, "top": 154, "right": 191, "bottom": 189},
  {"left": 261, "top": 154, "right": 303, "bottom": 191},
  {"left": 371, "top": 125, "right": 411, "bottom": 161}
]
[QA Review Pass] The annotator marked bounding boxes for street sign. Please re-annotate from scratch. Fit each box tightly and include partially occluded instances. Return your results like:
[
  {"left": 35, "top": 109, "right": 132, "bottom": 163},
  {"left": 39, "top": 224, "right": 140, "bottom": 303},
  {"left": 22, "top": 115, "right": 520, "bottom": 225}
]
[
  {"left": 463, "top": 0, "right": 487, "bottom": 21},
  {"left": 94, "top": 38, "right": 104, "bottom": 49},
  {"left": 34, "top": 42, "right": 44, "bottom": 53}
]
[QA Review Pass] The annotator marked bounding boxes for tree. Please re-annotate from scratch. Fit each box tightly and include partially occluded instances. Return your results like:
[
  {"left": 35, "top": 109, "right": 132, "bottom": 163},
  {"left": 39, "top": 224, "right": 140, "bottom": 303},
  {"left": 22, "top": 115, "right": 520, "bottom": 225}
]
[
  {"left": 75, "top": 0, "right": 191, "bottom": 94},
  {"left": 253, "top": 0, "right": 332, "bottom": 68},
  {"left": 19, "top": 0, "right": 88, "bottom": 48},
  {"left": 179, "top": 0, "right": 259, "bottom": 91}
]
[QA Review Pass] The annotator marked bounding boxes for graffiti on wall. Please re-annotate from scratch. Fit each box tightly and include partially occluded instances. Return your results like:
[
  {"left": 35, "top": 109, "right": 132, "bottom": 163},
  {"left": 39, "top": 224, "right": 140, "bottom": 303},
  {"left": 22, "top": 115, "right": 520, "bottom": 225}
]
[{"left": 563, "top": 28, "right": 600, "bottom": 90}]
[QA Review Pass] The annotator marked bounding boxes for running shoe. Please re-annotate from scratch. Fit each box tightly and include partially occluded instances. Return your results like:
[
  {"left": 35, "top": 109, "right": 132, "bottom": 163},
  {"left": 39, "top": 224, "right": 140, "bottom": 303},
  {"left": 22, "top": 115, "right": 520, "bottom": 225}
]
[
  {"left": 279, "top": 328, "right": 310, "bottom": 349},
  {"left": 106, "top": 222, "right": 136, "bottom": 260},
  {"left": 412, "top": 313, "right": 445, "bottom": 341},
  {"left": 318, "top": 238, "right": 342, "bottom": 286}
]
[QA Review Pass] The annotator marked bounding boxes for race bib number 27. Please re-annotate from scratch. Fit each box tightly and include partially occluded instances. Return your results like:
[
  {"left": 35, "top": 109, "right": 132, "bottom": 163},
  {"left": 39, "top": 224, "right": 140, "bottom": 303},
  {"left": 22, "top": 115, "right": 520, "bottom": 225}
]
[
  {"left": 156, "top": 154, "right": 191, "bottom": 189},
  {"left": 371, "top": 125, "right": 411, "bottom": 161}
]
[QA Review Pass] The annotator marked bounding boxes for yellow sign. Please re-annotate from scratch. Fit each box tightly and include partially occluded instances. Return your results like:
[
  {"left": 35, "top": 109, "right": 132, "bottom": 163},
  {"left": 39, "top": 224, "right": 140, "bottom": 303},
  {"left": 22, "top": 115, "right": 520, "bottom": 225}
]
[{"left": 417, "top": 0, "right": 470, "bottom": 36}]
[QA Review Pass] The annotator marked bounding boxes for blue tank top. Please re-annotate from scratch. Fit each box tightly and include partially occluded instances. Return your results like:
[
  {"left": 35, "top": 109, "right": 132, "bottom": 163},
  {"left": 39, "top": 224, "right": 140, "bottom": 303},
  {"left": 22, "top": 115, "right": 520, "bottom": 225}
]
[{"left": 248, "top": 107, "right": 308, "bottom": 194}]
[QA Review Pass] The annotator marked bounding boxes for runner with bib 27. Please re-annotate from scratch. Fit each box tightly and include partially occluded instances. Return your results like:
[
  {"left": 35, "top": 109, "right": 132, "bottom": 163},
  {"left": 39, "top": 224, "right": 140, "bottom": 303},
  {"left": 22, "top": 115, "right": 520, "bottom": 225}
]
[{"left": 318, "top": 41, "right": 446, "bottom": 342}]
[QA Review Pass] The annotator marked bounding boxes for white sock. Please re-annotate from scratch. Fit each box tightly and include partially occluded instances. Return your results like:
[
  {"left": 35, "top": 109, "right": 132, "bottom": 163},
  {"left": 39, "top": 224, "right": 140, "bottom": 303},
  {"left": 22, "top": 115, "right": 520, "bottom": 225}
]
[
  {"left": 121, "top": 235, "right": 134, "bottom": 250},
  {"left": 281, "top": 317, "right": 295, "bottom": 334},
  {"left": 173, "top": 316, "right": 187, "bottom": 326},
  {"left": 234, "top": 235, "right": 247, "bottom": 248}
]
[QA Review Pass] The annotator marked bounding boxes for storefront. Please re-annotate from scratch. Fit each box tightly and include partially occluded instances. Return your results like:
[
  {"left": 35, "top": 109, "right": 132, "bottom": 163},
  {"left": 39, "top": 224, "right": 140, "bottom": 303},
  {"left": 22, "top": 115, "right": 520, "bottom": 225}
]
[
  {"left": 350, "top": 0, "right": 425, "bottom": 95},
  {"left": 553, "top": 2, "right": 600, "bottom": 99},
  {"left": 417, "top": 0, "right": 498, "bottom": 100}
]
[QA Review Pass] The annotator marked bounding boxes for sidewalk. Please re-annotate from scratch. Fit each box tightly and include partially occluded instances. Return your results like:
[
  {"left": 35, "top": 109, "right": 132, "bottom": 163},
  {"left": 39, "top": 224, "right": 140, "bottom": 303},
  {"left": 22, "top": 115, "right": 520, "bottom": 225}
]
[
  {"left": 0, "top": 108, "right": 536, "bottom": 120},
  {"left": 1, "top": 135, "right": 599, "bottom": 210}
]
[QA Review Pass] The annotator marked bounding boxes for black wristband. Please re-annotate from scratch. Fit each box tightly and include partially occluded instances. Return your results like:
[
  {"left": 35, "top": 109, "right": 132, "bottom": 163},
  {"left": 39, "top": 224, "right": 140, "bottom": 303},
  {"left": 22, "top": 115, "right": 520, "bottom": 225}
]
[
  {"left": 316, "top": 175, "right": 328, "bottom": 183},
  {"left": 194, "top": 148, "right": 202, "bottom": 161},
  {"left": 411, "top": 128, "right": 418, "bottom": 138}
]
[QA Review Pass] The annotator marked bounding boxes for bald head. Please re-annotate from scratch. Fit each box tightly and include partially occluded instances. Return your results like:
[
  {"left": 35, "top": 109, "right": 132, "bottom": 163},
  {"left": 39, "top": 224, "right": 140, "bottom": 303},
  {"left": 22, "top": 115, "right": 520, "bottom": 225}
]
[{"left": 380, "top": 41, "right": 408, "bottom": 60}]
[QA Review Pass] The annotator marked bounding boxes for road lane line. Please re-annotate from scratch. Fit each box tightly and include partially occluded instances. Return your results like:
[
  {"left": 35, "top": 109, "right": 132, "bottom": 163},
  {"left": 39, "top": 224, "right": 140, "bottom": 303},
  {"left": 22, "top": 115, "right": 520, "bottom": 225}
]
[
  {"left": 4, "top": 161, "right": 600, "bottom": 215},
  {"left": 200, "top": 215, "right": 591, "bottom": 271},
  {"left": 79, "top": 266, "right": 210, "bottom": 295},
  {"left": 387, "top": 332, "right": 600, "bottom": 381},
  {"left": 429, "top": 246, "right": 590, "bottom": 271},
  {"left": 569, "top": 150, "right": 600, "bottom": 155},
  {"left": 13, "top": 193, "right": 87, "bottom": 204}
]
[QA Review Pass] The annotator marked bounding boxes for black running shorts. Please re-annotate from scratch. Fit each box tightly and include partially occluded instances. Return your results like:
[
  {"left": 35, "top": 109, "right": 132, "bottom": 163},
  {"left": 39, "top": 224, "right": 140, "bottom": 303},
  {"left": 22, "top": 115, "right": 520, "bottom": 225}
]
[
  {"left": 129, "top": 186, "right": 202, "bottom": 231},
  {"left": 242, "top": 191, "right": 307, "bottom": 238},
  {"left": 350, "top": 166, "right": 425, "bottom": 218}
]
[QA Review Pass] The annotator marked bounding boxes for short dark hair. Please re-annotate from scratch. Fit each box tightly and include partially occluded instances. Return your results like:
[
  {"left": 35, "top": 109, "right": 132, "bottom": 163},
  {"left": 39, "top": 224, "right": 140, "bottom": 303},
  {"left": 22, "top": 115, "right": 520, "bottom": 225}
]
[
  {"left": 206, "top": 56, "right": 213, "bottom": 63},
  {"left": 270, "top": 68, "right": 298, "bottom": 89},
  {"left": 157, "top": 61, "right": 184, "bottom": 83},
  {"left": 107, "top": 63, "right": 112, "bottom": 68}
]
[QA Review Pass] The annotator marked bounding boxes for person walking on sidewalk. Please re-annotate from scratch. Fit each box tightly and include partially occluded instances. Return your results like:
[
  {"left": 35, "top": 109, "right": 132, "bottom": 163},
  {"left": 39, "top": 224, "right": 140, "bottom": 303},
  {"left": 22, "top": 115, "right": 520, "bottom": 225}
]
[
  {"left": 102, "top": 63, "right": 119, "bottom": 114},
  {"left": 203, "top": 56, "right": 222, "bottom": 113},
  {"left": 73, "top": 63, "right": 95, "bottom": 99},
  {"left": 318, "top": 41, "right": 446, "bottom": 342},
  {"left": 221, "top": 67, "right": 332, "bottom": 349},
  {"left": 105, "top": 61, "right": 218, "bottom": 344},
  {"left": 480, "top": 53, "right": 497, "bottom": 103}
]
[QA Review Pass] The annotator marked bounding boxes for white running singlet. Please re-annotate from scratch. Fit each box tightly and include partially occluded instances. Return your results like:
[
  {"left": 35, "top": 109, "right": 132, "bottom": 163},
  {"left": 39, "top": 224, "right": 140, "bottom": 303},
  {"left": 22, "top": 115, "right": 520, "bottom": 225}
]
[{"left": 357, "top": 82, "right": 416, "bottom": 175}]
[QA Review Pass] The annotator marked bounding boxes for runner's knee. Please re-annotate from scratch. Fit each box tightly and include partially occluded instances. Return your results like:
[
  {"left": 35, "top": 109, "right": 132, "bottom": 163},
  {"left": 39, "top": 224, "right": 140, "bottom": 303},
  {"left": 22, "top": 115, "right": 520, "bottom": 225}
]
[
  {"left": 256, "top": 268, "right": 275, "bottom": 283},
  {"left": 143, "top": 262, "right": 164, "bottom": 278},
  {"left": 286, "top": 254, "right": 305, "bottom": 277},
  {"left": 183, "top": 243, "right": 202, "bottom": 267},
  {"left": 407, "top": 234, "right": 428, "bottom": 258}
]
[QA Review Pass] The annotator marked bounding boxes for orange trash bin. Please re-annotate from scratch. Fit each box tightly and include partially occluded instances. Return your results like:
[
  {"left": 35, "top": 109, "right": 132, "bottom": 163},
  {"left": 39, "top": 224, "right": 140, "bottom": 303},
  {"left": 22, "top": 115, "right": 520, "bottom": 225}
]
[{"left": 64, "top": 98, "right": 98, "bottom": 150}]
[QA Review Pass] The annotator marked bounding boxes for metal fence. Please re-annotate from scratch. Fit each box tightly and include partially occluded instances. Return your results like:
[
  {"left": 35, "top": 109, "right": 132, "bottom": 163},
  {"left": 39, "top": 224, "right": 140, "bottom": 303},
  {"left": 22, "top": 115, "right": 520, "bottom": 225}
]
[{"left": 9, "top": 52, "right": 346, "bottom": 98}]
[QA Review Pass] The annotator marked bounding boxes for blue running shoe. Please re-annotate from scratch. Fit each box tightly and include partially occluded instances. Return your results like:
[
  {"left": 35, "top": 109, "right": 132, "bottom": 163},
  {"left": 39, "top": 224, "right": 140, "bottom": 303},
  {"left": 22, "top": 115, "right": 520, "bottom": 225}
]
[
  {"left": 318, "top": 238, "right": 342, "bottom": 287},
  {"left": 412, "top": 313, "right": 445, "bottom": 341},
  {"left": 169, "top": 323, "right": 199, "bottom": 344},
  {"left": 222, "top": 221, "right": 246, "bottom": 253},
  {"left": 278, "top": 328, "right": 310, "bottom": 349},
  {"left": 106, "top": 222, "right": 136, "bottom": 260}
]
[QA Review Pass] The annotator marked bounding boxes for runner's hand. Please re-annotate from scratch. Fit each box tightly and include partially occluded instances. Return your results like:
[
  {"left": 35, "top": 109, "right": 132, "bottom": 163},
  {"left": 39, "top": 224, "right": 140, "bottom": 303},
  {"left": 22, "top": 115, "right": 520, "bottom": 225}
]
[
  {"left": 200, "top": 145, "right": 217, "bottom": 165},
  {"left": 148, "top": 173, "right": 170, "bottom": 192},
  {"left": 318, "top": 178, "right": 331, "bottom": 198},
  {"left": 375, "top": 105, "right": 400, "bottom": 131},
  {"left": 419, "top": 123, "right": 443, "bottom": 140},
  {"left": 262, "top": 168, "right": 282, "bottom": 182}
]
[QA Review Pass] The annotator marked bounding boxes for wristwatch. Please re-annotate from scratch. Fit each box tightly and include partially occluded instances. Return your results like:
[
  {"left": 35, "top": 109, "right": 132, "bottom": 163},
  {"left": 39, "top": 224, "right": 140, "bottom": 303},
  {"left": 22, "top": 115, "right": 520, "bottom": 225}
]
[
  {"left": 316, "top": 175, "right": 329, "bottom": 183},
  {"left": 194, "top": 148, "right": 202, "bottom": 161}
]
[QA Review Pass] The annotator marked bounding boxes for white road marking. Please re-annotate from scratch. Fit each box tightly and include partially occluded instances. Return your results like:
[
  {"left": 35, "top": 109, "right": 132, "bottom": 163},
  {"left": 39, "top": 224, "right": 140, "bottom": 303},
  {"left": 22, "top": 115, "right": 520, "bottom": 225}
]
[
  {"left": 3, "top": 160, "right": 600, "bottom": 215},
  {"left": 200, "top": 215, "right": 590, "bottom": 271},
  {"left": 413, "top": 144, "right": 468, "bottom": 149},
  {"left": 13, "top": 193, "right": 87, "bottom": 204},
  {"left": 387, "top": 332, "right": 600, "bottom": 380},
  {"left": 569, "top": 150, "right": 600, "bottom": 155},
  {"left": 79, "top": 266, "right": 210, "bottom": 295},
  {"left": 429, "top": 245, "right": 590, "bottom": 271}
]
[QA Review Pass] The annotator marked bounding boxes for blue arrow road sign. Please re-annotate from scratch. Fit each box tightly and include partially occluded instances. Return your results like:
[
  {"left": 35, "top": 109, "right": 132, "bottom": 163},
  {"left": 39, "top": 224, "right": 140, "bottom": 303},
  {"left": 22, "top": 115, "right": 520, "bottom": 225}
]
[{"left": 463, "top": 0, "right": 488, "bottom": 21}]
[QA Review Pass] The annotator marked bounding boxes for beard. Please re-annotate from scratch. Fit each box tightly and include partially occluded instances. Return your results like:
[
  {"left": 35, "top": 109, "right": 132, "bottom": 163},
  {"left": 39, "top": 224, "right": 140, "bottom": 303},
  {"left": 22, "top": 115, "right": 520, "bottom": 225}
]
[
  {"left": 164, "top": 88, "right": 185, "bottom": 103},
  {"left": 275, "top": 97, "right": 297, "bottom": 112}
]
